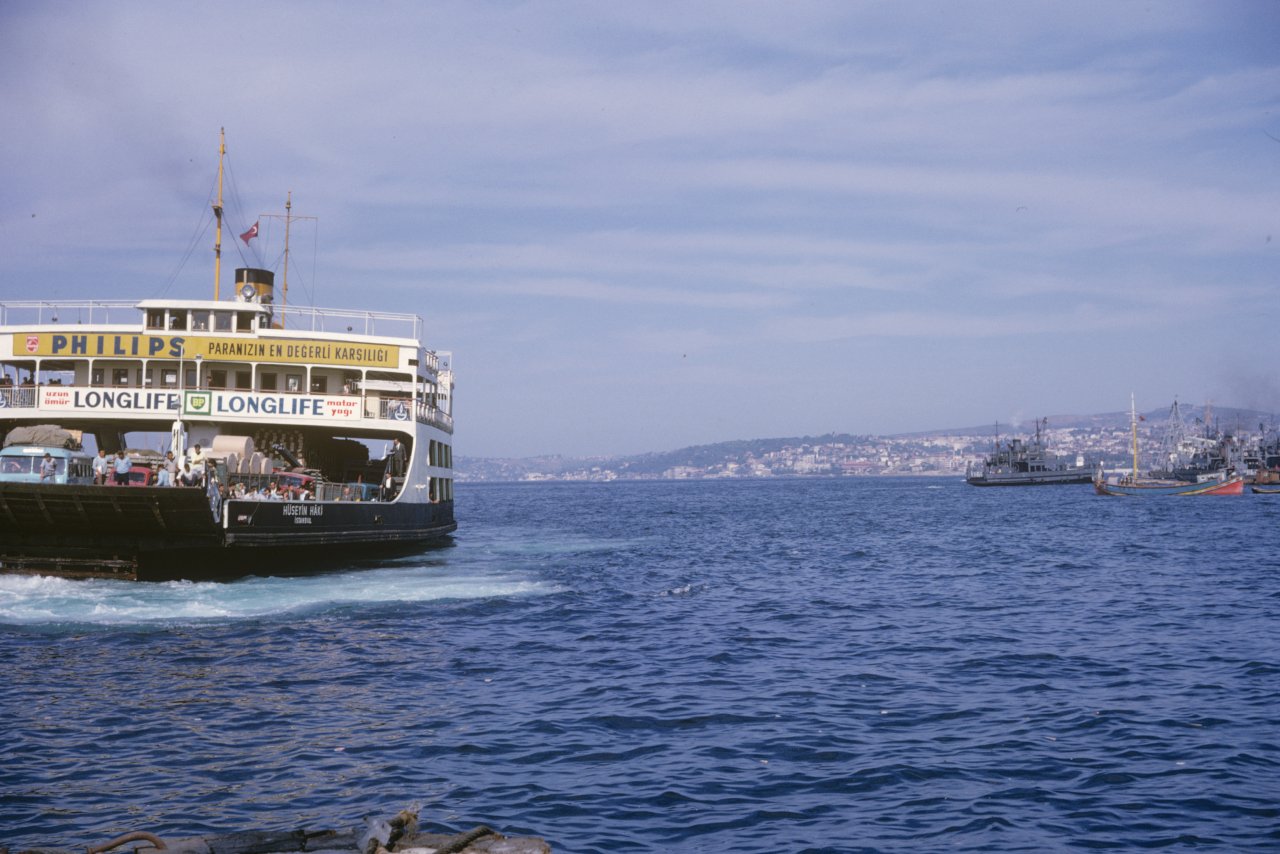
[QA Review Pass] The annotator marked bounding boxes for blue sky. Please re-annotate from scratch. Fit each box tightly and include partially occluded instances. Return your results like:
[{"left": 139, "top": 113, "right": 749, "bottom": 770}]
[{"left": 2, "top": 1, "right": 1278, "bottom": 457}]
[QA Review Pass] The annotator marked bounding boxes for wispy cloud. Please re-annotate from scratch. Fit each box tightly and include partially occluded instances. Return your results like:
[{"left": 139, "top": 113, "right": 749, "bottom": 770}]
[{"left": 1, "top": 1, "right": 1277, "bottom": 454}]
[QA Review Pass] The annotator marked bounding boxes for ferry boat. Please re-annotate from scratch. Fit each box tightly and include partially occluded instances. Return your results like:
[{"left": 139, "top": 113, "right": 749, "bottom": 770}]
[
  {"left": 0, "top": 282, "right": 456, "bottom": 579},
  {"left": 965, "top": 418, "right": 1092, "bottom": 486},
  {"left": 0, "top": 141, "right": 455, "bottom": 580}
]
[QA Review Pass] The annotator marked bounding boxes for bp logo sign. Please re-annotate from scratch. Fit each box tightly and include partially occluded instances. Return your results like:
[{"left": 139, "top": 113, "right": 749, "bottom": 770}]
[{"left": 183, "top": 391, "right": 212, "bottom": 415}]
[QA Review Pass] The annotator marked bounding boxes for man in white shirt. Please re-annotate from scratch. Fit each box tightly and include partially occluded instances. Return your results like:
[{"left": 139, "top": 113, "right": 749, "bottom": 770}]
[
  {"left": 158, "top": 451, "right": 178, "bottom": 487},
  {"left": 92, "top": 449, "right": 110, "bottom": 485}
]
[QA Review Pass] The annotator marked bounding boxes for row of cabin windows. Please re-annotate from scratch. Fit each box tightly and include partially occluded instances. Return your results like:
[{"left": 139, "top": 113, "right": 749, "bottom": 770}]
[
  {"left": 429, "top": 478, "right": 454, "bottom": 502},
  {"left": 90, "top": 368, "right": 332, "bottom": 393},
  {"left": 427, "top": 440, "right": 453, "bottom": 468},
  {"left": 146, "top": 309, "right": 257, "bottom": 333}
]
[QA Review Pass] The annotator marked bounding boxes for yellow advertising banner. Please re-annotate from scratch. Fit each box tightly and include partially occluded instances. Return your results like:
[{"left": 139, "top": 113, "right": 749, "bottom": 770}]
[{"left": 14, "top": 332, "right": 400, "bottom": 369}]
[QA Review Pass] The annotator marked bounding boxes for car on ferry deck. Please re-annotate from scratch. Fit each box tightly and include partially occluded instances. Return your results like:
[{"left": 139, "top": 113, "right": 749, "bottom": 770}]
[
  {"left": 125, "top": 462, "right": 158, "bottom": 486},
  {"left": 0, "top": 446, "right": 95, "bottom": 485}
]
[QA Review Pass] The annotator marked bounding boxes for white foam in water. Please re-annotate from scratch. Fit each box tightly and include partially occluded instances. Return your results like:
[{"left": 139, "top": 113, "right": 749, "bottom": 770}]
[{"left": 0, "top": 565, "right": 554, "bottom": 627}]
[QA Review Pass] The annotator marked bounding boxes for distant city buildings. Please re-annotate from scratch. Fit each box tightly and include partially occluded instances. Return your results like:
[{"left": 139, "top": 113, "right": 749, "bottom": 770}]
[{"left": 458, "top": 414, "right": 1257, "bottom": 482}]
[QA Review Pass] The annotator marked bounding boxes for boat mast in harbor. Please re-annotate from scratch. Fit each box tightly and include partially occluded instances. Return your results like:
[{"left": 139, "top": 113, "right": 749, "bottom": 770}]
[
  {"left": 1130, "top": 393, "right": 1139, "bottom": 481},
  {"left": 282, "top": 191, "right": 291, "bottom": 323},
  {"left": 213, "top": 128, "right": 226, "bottom": 301},
  {"left": 259, "top": 191, "right": 314, "bottom": 327}
]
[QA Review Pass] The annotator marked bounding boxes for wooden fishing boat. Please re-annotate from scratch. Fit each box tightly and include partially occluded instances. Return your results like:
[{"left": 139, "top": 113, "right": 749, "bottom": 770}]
[
  {"left": 1095, "top": 474, "right": 1245, "bottom": 496},
  {"left": 1094, "top": 395, "right": 1242, "bottom": 496}
]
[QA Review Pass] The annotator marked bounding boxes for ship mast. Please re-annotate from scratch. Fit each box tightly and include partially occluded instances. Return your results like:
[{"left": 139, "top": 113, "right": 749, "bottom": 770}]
[
  {"left": 213, "top": 128, "right": 226, "bottom": 300},
  {"left": 282, "top": 191, "right": 292, "bottom": 325},
  {"left": 260, "top": 193, "right": 314, "bottom": 328},
  {"left": 1130, "top": 393, "right": 1139, "bottom": 480}
]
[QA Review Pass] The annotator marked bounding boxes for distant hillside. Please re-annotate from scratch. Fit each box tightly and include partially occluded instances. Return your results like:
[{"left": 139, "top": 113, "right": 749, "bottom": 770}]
[
  {"left": 458, "top": 433, "right": 878, "bottom": 480},
  {"left": 609, "top": 433, "right": 880, "bottom": 477},
  {"left": 905, "top": 405, "right": 1275, "bottom": 438},
  {"left": 458, "top": 404, "right": 1277, "bottom": 481}
]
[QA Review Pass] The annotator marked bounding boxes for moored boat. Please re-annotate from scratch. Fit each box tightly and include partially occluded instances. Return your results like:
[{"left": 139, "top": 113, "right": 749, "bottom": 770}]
[
  {"left": 1094, "top": 395, "right": 1240, "bottom": 496},
  {"left": 965, "top": 417, "right": 1092, "bottom": 486},
  {"left": 1250, "top": 429, "right": 1280, "bottom": 486},
  {"left": 1094, "top": 473, "right": 1245, "bottom": 496},
  {"left": 0, "top": 134, "right": 455, "bottom": 580}
]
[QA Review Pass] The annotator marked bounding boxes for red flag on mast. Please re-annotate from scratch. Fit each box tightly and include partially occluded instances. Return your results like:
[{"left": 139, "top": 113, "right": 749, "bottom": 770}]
[{"left": 240, "top": 221, "right": 259, "bottom": 245}]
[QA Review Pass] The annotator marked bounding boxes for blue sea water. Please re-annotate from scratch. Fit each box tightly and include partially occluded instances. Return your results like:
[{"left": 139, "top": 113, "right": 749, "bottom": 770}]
[{"left": 1, "top": 478, "right": 1278, "bottom": 852}]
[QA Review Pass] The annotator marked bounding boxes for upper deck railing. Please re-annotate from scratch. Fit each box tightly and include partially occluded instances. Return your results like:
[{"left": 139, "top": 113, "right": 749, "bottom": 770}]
[
  {"left": 0, "top": 301, "right": 139, "bottom": 326},
  {"left": 0, "top": 300, "right": 424, "bottom": 342}
]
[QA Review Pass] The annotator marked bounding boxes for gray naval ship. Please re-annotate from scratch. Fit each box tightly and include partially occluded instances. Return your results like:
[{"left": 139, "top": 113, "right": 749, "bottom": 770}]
[{"left": 965, "top": 418, "right": 1092, "bottom": 486}]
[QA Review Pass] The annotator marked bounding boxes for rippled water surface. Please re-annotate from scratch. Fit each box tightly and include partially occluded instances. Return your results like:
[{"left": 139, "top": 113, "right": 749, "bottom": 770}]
[{"left": 2, "top": 479, "right": 1278, "bottom": 852}]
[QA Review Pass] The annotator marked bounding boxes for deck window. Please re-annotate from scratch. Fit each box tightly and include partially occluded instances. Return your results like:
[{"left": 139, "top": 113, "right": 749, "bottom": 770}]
[
  {"left": 260, "top": 372, "right": 278, "bottom": 391},
  {"left": 310, "top": 376, "right": 328, "bottom": 394},
  {"left": 214, "top": 311, "right": 232, "bottom": 332},
  {"left": 91, "top": 368, "right": 104, "bottom": 386},
  {"left": 209, "top": 370, "right": 227, "bottom": 390},
  {"left": 286, "top": 374, "right": 301, "bottom": 393},
  {"left": 162, "top": 369, "right": 178, "bottom": 388},
  {"left": 235, "top": 371, "right": 251, "bottom": 390},
  {"left": 112, "top": 369, "right": 129, "bottom": 387},
  {"left": 236, "top": 313, "right": 254, "bottom": 332},
  {"left": 169, "top": 312, "right": 187, "bottom": 331},
  {"left": 146, "top": 310, "right": 165, "bottom": 330}
]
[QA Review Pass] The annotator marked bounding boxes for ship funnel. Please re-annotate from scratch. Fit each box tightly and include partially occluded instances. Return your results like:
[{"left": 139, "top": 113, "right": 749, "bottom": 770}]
[{"left": 234, "top": 268, "right": 275, "bottom": 304}]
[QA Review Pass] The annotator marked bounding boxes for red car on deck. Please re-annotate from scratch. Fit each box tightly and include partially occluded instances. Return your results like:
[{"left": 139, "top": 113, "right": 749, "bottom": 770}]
[{"left": 125, "top": 464, "right": 157, "bottom": 486}]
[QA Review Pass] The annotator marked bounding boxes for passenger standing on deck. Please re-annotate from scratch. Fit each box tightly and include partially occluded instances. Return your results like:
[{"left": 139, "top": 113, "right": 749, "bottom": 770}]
[
  {"left": 39, "top": 453, "right": 57, "bottom": 482},
  {"left": 381, "top": 437, "right": 406, "bottom": 501},
  {"left": 159, "top": 451, "right": 178, "bottom": 487},
  {"left": 92, "top": 449, "right": 110, "bottom": 485},
  {"left": 205, "top": 463, "right": 222, "bottom": 521},
  {"left": 188, "top": 444, "right": 207, "bottom": 469},
  {"left": 113, "top": 450, "right": 131, "bottom": 486},
  {"left": 388, "top": 437, "right": 407, "bottom": 478}
]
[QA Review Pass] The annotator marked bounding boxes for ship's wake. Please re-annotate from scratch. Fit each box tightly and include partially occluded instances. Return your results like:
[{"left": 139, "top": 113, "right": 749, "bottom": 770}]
[{"left": 0, "top": 560, "right": 552, "bottom": 628}]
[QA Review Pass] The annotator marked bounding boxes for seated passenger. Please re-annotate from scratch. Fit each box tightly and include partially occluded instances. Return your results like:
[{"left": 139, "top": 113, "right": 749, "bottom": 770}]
[{"left": 179, "top": 462, "right": 202, "bottom": 487}]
